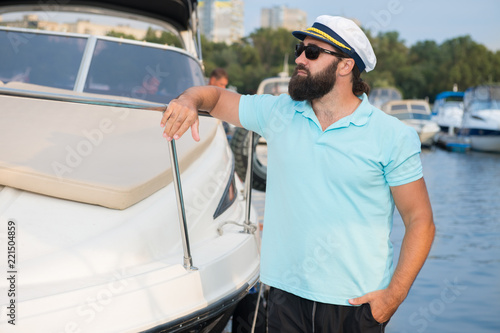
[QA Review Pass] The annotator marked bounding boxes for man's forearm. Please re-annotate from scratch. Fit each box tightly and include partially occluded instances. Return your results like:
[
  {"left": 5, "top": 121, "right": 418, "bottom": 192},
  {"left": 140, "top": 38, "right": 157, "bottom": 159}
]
[
  {"left": 179, "top": 86, "right": 242, "bottom": 126},
  {"left": 388, "top": 217, "right": 435, "bottom": 302},
  {"left": 177, "top": 86, "right": 220, "bottom": 112}
]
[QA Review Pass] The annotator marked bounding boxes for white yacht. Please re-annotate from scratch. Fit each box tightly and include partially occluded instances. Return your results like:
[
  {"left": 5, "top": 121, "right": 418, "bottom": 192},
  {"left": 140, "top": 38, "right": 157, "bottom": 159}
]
[
  {"left": 432, "top": 91, "right": 465, "bottom": 134},
  {"left": 0, "top": 1, "right": 261, "bottom": 332},
  {"left": 460, "top": 85, "right": 500, "bottom": 153}
]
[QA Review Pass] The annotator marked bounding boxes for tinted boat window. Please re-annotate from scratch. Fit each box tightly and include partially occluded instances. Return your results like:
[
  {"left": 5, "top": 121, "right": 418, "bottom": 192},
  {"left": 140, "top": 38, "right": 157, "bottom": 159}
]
[
  {"left": 411, "top": 104, "right": 428, "bottom": 112},
  {"left": 0, "top": 30, "right": 86, "bottom": 89},
  {"left": 84, "top": 39, "right": 205, "bottom": 103},
  {"left": 391, "top": 104, "right": 408, "bottom": 112},
  {"left": 263, "top": 82, "right": 289, "bottom": 95}
]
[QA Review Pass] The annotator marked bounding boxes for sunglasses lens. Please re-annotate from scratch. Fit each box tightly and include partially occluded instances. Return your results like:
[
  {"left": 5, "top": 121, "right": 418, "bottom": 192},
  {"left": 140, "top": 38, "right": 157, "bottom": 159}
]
[
  {"left": 305, "top": 45, "right": 320, "bottom": 60},
  {"left": 295, "top": 44, "right": 320, "bottom": 60},
  {"left": 295, "top": 44, "right": 304, "bottom": 58}
]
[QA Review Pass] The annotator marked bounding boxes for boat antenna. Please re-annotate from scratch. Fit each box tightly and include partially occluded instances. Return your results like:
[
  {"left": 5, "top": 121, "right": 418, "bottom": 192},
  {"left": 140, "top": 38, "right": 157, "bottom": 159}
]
[{"left": 278, "top": 54, "right": 289, "bottom": 78}]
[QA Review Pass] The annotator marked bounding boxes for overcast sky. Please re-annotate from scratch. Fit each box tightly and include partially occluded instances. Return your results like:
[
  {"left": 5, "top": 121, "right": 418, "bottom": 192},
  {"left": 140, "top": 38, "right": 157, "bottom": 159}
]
[{"left": 244, "top": 0, "right": 500, "bottom": 52}]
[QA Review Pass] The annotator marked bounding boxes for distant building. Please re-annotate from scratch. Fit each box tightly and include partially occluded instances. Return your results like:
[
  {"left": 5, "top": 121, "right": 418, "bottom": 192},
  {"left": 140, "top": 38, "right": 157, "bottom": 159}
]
[
  {"left": 198, "top": 0, "right": 244, "bottom": 44},
  {"left": 261, "top": 5, "right": 307, "bottom": 31}
]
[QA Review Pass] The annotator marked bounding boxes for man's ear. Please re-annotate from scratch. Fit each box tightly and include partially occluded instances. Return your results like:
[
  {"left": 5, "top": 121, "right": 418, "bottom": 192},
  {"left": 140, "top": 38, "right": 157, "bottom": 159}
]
[{"left": 339, "top": 58, "right": 355, "bottom": 76}]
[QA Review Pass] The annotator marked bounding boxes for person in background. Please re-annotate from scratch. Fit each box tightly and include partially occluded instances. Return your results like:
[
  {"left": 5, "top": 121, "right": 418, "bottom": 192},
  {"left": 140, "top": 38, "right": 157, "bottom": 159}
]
[
  {"left": 208, "top": 67, "right": 229, "bottom": 89},
  {"left": 208, "top": 67, "right": 233, "bottom": 139},
  {"left": 161, "top": 15, "right": 435, "bottom": 333}
]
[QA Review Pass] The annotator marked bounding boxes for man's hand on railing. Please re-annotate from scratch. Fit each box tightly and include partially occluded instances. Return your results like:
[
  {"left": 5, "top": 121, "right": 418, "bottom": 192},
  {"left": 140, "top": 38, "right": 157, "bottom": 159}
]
[
  {"left": 160, "top": 85, "right": 241, "bottom": 142},
  {"left": 161, "top": 96, "right": 201, "bottom": 142}
]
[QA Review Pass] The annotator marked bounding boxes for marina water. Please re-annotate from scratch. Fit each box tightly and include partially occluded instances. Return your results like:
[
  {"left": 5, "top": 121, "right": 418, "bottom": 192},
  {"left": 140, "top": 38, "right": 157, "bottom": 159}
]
[{"left": 387, "top": 148, "right": 500, "bottom": 332}]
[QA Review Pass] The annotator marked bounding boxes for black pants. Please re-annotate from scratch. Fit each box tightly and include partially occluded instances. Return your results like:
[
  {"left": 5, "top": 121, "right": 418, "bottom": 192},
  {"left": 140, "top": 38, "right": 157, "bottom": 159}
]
[{"left": 267, "top": 287, "right": 388, "bottom": 333}]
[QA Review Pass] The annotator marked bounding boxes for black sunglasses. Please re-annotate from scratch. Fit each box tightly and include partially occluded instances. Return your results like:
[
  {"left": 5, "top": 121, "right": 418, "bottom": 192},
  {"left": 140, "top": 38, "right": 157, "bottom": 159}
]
[{"left": 295, "top": 43, "right": 348, "bottom": 60}]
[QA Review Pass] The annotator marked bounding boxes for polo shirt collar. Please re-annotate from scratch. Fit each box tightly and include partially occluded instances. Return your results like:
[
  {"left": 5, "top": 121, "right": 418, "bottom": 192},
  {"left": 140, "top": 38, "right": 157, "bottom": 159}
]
[{"left": 294, "top": 93, "right": 373, "bottom": 130}]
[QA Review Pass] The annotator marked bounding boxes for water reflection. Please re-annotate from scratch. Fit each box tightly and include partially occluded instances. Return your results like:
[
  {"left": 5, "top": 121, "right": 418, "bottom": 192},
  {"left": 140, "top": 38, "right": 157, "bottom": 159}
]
[{"left": 388, "top": 148, "right": 500, "bottom": 333}]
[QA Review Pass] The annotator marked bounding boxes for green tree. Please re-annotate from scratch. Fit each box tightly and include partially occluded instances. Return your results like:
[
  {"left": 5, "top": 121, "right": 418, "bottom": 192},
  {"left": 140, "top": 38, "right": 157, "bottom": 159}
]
[
  {"left": 406, "top": 40, "right": 441, "bottom": 100},
  {"left": 436, "top": 36, "right": 496, "bottom": 93},
  {"left": 248, "top": 27, "right": 297, "bottom": 75},
  {"left": 144, "top": 27, "right": 182, "bottom": 47},
  {"left": 364, "top": 31, "right": 408, "bottom": 91},
  {"left": 106, "top": 30, "right": 136, "bottom": 40}
]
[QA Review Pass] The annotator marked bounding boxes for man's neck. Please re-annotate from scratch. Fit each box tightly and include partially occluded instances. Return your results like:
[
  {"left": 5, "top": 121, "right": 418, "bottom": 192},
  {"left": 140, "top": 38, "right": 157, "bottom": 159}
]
[{"left": 312, "top": 88, "right": 361, "bottom": 131}]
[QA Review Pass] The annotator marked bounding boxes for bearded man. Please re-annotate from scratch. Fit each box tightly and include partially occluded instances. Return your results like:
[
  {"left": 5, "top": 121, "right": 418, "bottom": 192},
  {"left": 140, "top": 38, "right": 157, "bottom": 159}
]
[{"left": 160, "top": 15, "right": 435, "bottom": 333}]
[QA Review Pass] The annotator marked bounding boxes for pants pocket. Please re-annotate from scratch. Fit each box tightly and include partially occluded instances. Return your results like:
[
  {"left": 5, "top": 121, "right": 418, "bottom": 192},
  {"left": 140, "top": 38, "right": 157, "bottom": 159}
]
[
  {"left": 359, "top": 303, "right": 389, "bottom": 332},
  {"left": 363, "top": 303, "right": 382, "bottom": 325}
]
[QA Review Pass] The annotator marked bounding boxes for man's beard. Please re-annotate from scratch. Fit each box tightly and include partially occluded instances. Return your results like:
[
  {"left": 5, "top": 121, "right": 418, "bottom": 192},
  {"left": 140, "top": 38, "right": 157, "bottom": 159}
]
[{"left": 288, "top": 60, "right": 339, "bottom": 101}]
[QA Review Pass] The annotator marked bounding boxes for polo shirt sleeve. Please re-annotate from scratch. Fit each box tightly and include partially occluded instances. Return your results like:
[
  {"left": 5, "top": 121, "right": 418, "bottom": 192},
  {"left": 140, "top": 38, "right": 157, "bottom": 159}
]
[
  {"left": 384, "top": 125, "right": 423, "bottom": 187},
  {"left": 239, "top": 94, "right": 283, "bottom": 139}
]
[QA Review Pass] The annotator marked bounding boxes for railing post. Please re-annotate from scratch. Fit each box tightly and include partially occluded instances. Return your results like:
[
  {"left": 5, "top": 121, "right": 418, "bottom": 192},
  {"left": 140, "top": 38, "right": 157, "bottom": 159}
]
[
  {"left": 168, "top": 139, "right": 197, "bottom": 271},
  {"left": 243, "top": 131, "right": 255, "bottom": 231}
]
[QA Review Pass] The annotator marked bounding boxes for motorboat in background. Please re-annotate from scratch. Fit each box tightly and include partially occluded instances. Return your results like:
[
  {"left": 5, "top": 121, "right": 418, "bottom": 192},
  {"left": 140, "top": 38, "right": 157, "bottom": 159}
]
[
  {"left": 460, "top": 85, "right": 500, "bottom": 152},
  {"left": 382, "top": 100, "right": 440, "bottom": 146},
  {"left": 432, "top": 91, "right": 465, "bottom": 134},
  {"left": 368, "top": 87, "right": 402, "bottom": 109},
  {"left": 0, "top": 1, "right": 260, "bottom": 332}
]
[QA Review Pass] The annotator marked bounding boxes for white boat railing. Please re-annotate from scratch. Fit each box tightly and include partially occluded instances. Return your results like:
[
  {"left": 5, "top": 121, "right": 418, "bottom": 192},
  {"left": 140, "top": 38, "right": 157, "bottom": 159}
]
[{"left": 0, "top": 87, "right": 256, "bottom": 271}]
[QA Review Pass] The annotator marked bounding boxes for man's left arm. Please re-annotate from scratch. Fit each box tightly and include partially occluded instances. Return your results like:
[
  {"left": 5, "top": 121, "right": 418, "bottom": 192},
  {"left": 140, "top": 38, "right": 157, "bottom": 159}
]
[{"left": 349, "top": 177, "right": 435, "bottom": 323}]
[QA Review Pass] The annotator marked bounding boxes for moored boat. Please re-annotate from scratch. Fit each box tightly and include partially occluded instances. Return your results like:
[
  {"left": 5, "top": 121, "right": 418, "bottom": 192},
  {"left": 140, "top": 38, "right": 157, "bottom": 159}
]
[
  {"left": 0, "top": 1, "right": 261, "bottom": 332},
  {"left": 459, "top": 85, "right": 500, "bottom": 153},
  {"left": 382, "top": 99, "right": 440, "bottom": 146},
  {"left": 432, "top": 91, "right": 465, "bottom": 134}
]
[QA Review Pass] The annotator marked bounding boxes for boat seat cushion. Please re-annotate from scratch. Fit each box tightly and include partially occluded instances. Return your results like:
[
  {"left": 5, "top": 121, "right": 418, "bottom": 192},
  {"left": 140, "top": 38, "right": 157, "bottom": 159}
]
[{"left": 0, "top": 84, "right": 217, "bottom": 209}]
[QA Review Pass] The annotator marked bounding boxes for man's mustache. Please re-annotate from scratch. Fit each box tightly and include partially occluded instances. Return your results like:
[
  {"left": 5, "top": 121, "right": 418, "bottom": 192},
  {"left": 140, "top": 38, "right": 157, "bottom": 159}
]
[{"left": 293, "top": 64, "right": 310, "bottom": 76}]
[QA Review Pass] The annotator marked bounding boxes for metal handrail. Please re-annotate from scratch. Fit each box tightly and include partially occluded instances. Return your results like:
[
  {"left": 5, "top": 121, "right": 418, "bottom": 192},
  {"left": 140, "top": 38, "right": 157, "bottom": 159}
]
[
  {"left": 168, "top": 139, "right": 197, "bottom": 270},
  {"left": 244, "top": 131, "right": 255, "bottom": 231},
  {"left": 0, "top": 87, "right": 252, "bottom": 271}
]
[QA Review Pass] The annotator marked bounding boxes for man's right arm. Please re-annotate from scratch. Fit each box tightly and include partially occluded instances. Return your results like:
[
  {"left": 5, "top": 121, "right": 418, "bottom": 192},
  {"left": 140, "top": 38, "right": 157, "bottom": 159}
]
[{"left": 160, "top": 86, "right": 242, "bottom": 142}]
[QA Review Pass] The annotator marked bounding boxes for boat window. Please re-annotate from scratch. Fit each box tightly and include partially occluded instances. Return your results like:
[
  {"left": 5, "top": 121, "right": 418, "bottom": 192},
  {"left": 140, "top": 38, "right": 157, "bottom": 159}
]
[
  {"left": 391, "top": 104, "right": 408, "bottom": 112},
  {"left": 262, "top": 81, "right": 289, "bottom": 95},
  {"left": 392, "top": 113, "right": 430, "bottom": 120},
  {"left": 474, "top": 86, "right": 490, "bottom": 100},
  {"left": 469, "top": 100, "right": 500, "bottom": 112},
  {"left": 465, "top": 86, "right": 500, "bottom": 111},
  {"left": 441, "top": 102, "right": 464, "bottom": 112},
  {"left": 83, "top": 39, "right": 205, "bottom": 103},
  {"left": 0, "top": 30, "right": 86, "bottom": 90},
  {"left": 410, "top": 104, "right": 429, "bottom": 113},
  {"left": 491, "top": 86, "right": 500, "bottom": 100}
]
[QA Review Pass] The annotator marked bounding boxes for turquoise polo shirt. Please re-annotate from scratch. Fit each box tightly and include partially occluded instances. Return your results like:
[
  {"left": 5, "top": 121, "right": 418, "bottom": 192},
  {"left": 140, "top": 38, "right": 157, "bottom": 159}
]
[{"left": 239, "top": 93, "right": 423, "bottom": 305}]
